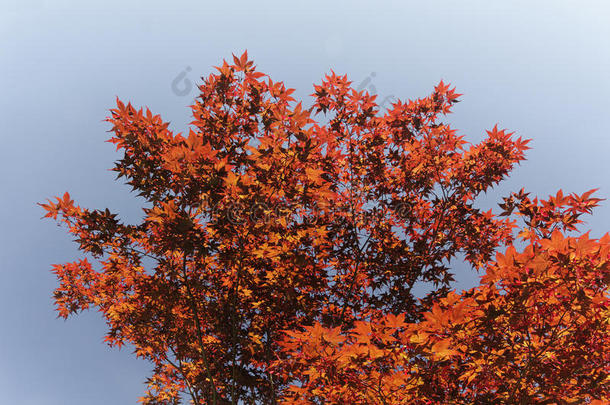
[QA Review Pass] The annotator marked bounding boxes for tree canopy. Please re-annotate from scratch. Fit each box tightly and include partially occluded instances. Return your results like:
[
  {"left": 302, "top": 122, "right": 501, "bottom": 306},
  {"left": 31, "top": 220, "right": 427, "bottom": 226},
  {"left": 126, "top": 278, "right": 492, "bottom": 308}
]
[{"left": 41, "top": 51, "right": 609, "bottom": 404}]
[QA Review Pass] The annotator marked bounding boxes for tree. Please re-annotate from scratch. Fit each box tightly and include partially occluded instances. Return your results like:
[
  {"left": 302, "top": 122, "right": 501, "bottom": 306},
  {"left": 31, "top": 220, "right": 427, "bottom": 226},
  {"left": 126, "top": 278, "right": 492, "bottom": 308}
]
[{"left": 41, "top": 51, "right": 609, "bottom": 404}]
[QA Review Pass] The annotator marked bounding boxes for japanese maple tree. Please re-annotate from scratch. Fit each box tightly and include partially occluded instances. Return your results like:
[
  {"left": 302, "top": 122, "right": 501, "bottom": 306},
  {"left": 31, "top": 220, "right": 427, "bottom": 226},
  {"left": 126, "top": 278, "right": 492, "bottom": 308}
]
[{"left": 41, "top": 51, "right": 609, "bottom": 404}]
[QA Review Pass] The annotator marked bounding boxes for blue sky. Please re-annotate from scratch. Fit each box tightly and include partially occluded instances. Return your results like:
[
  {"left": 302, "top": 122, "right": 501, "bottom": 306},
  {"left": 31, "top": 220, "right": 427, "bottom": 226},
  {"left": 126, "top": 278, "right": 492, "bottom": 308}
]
[{"left": 2, "top": 1, "right": 609, "bottom": 403}]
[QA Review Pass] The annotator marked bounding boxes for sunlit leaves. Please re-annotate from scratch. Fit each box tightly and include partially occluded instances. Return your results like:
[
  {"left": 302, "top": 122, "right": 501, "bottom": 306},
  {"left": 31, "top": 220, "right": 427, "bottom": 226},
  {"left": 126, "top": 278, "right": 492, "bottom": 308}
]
[{"left": 40, "top": 51, "right": 608, "bottom": 404}]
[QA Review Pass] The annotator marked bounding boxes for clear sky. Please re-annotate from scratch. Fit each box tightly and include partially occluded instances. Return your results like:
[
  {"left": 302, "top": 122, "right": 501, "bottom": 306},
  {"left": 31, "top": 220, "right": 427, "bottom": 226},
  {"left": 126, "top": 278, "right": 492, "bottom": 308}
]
[{"left": 2, "top": 1, "right": 609, "bottom": 403}]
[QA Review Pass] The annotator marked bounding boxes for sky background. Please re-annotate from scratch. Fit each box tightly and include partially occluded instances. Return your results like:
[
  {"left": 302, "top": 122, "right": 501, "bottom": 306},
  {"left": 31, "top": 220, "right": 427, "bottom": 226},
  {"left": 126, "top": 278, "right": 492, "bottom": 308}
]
[{"left": 2, "top": 1, "right": 609, "bottom": 403}]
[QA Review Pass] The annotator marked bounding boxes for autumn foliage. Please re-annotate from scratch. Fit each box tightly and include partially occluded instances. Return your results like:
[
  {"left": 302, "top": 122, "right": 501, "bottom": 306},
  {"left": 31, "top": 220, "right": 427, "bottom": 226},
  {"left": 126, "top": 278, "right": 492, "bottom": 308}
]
[{"left": 41, "top": 51, "right": 609, "bottom": 404}]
